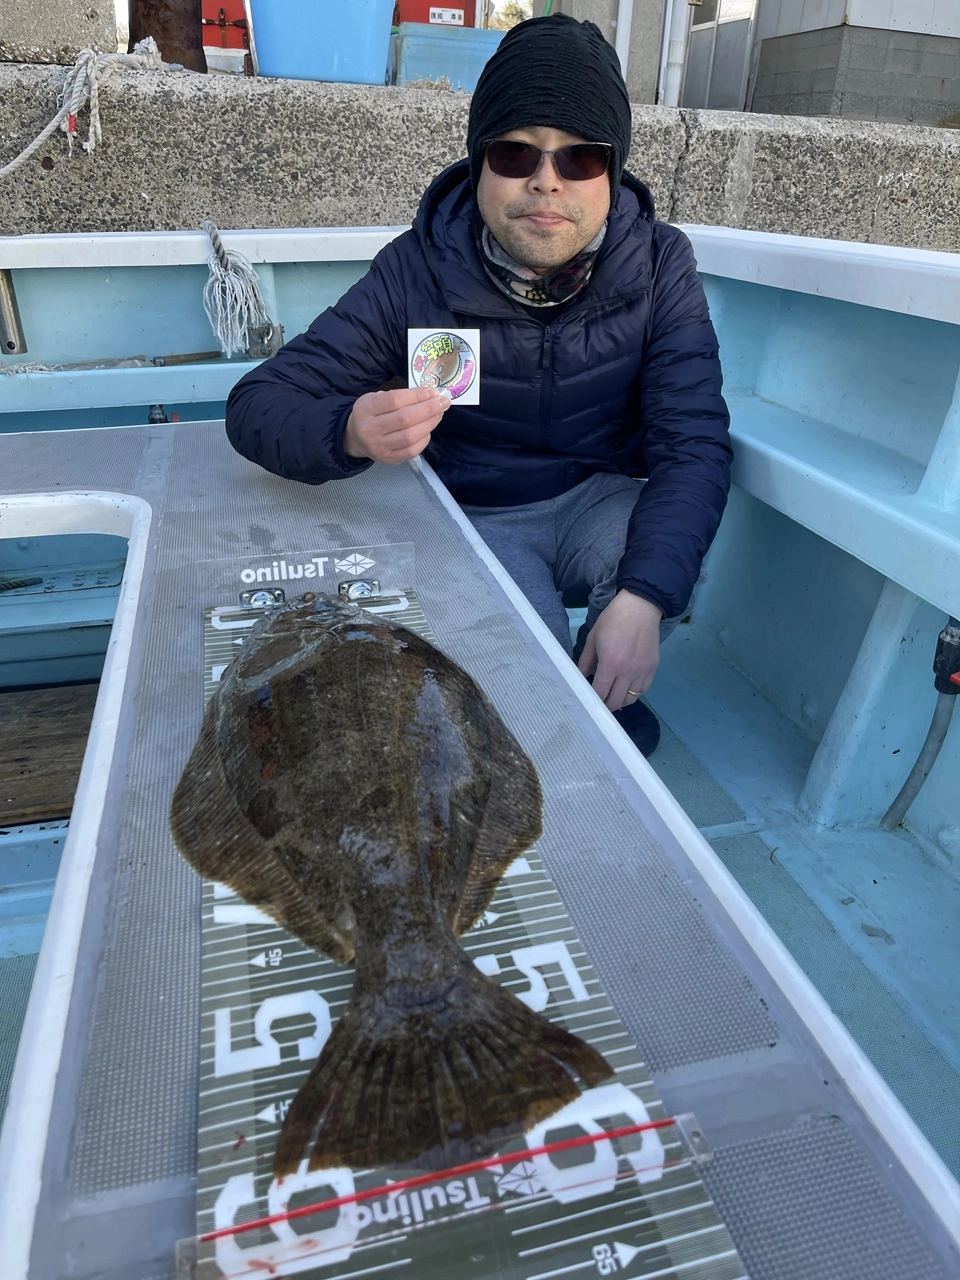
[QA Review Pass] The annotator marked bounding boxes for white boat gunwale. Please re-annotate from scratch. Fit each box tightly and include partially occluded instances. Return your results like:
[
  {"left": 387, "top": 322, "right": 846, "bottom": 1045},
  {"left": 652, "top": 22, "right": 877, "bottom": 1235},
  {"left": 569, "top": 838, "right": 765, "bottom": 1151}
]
[
  {"left": 0, "top": 491, "right": 152, "bottom": 1280},
  {"left": 3, "top": 223, "right": 960, "bottom": 325}
]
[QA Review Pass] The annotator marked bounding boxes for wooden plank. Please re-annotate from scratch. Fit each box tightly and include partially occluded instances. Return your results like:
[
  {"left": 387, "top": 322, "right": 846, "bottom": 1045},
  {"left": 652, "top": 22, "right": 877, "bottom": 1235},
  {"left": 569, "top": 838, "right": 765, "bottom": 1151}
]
[{"left": 0, "top": 684, "right": 98, "bottom": 825}]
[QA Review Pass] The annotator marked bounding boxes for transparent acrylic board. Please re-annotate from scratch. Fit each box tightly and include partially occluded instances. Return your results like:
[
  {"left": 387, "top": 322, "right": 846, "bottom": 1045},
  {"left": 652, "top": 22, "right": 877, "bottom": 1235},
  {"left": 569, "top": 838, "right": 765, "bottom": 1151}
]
[{"left": 189, "top": 543, "right": 747, "bottom": 1280}]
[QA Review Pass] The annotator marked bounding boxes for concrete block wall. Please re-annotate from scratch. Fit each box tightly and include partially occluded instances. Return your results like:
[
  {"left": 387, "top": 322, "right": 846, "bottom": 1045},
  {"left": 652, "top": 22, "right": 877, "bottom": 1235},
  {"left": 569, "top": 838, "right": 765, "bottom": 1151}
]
[
  {"left": 753, "top": 23, "right": 960, "bottom": 126},
  {"left": 753, "top": 24, "right": 846, "bottom": 117},
  {"left": 1, "top": 66, "right": 959, "bottom": 252},
  {"left": 0, "top": 0, "right": 119, "bottom": 66}
]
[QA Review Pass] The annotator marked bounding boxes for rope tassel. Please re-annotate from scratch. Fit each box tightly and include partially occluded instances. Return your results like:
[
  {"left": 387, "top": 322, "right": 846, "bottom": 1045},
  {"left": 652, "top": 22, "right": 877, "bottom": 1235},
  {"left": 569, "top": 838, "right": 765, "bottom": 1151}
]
[{"left": 201, "top": 220, "right": 272, "bottom": 358}]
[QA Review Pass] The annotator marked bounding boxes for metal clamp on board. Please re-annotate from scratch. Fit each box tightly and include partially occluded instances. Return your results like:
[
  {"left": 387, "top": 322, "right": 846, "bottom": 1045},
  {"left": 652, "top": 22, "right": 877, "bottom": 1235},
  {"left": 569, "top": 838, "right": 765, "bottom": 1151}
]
[
  {"left": 240, "top": 587, "right": 285, "bottom": 607},
  {"left": 338, "top": 580, "right": 411, "bottom": 615},
  {"left": 338, "top": 579, "right": 381, "bottom": 600}
]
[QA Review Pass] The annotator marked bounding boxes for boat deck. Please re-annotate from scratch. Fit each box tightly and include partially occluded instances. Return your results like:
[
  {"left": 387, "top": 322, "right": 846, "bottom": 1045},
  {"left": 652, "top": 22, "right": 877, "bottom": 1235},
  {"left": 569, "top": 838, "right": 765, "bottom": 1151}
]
[
  {"left": 645, "top": 645, "right": 960, "bottom": 1181},
  {"left": 0, "top": 683, "right": 98, "bottom": 825},
  {"left": 0, "top": 420, "right": 957, "bottom": 1280}
]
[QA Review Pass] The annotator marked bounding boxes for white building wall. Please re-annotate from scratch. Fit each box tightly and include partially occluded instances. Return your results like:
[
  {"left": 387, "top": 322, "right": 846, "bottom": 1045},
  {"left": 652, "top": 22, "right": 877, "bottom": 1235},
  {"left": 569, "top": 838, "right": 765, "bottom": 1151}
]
[
  {"left": 755, "top": 0, "right": 846, "bottom": 41},
  {"left": 848, "top": 0, "right": 960, "bottom": 39},
  {"left": 755, "top": 0, "right": 960, "bottom": 40}
]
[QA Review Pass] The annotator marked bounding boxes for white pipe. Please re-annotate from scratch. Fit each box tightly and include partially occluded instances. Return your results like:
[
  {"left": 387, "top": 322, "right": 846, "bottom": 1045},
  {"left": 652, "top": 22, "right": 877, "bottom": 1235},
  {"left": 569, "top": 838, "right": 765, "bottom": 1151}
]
[
  {"left": 661, "top": 0, "right": 689, "bottom": 106},
  {"left": 656, "top": 0, "right": 676, "bottom": 103},
  {"left": 615, "top": 0, "right": 634, "bottom": 81}
]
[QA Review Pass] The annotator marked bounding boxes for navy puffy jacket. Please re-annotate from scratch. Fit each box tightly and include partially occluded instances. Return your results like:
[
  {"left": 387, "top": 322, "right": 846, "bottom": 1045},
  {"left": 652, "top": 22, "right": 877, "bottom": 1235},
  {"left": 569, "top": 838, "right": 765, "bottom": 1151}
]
[{"left": 226, "top": 161, "right": 732, "bottom": 620}]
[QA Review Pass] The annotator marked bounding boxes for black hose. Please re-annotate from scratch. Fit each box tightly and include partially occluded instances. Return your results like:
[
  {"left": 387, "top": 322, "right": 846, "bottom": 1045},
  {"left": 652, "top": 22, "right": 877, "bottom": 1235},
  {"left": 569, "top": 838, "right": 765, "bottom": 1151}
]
[{"left": 880, "top": 616, "right": 960, "bottom": 832}]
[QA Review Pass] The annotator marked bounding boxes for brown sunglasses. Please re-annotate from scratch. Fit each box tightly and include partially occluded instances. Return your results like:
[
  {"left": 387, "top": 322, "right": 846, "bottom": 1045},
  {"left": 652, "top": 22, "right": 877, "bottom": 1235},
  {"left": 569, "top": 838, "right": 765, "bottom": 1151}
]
[{"left": 484, "top": 139, "right": 612, "bottom": 182}]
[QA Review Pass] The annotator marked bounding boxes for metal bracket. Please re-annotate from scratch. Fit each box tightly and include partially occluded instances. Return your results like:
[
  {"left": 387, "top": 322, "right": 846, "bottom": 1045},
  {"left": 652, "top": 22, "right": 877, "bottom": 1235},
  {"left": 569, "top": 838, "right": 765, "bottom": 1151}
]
[
  {"left": 240, "top": 587, "right": 284, "bottom": 607},
  {"left": 337, "top": 579, "right": 381, "bottom": 601},
  {"left": 673, "top": 1112, "right": 714, "bottom": 1167},
  {"left": 245, "top": 322, "right": 285, "bottom": 360}
]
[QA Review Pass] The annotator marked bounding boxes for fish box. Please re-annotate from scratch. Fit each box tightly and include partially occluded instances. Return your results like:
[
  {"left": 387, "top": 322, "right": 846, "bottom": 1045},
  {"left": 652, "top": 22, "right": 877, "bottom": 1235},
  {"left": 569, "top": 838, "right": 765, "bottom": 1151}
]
[
  {"left": 248, "top": 0, "right": 395, "bottom": 83},
  {"left": 0, "top": 533, "right": 127, "bottom": 689},
  {"left": 388, "top": 21, "right": 503, "bottom": 90}
]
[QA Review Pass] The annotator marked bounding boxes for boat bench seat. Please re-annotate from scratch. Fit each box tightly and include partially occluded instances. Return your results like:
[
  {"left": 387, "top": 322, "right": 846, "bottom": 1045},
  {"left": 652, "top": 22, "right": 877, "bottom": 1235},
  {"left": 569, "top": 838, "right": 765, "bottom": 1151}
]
[
  {"left": 685, "top": 227, "right": 960, "bottom": 624},
  {"left": 726, "top": 391, "right": 960, "bottom": 621}
]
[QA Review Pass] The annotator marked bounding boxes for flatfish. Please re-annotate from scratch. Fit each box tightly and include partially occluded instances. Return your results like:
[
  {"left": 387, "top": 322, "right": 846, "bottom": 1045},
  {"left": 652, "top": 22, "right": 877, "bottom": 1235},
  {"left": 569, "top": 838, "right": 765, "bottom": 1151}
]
[{"left": 170, "top": 594, "right": 613, "bottom": 1175}]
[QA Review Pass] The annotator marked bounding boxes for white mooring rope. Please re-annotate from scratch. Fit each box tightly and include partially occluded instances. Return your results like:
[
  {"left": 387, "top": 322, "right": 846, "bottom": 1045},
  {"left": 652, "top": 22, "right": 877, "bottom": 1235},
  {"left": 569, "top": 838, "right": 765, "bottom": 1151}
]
[
  {"left": 0, "top": 37, "right": 164, "bottom": 180},
  {"left": 201, "top": 220, "right": 272, "bottom": 358}
]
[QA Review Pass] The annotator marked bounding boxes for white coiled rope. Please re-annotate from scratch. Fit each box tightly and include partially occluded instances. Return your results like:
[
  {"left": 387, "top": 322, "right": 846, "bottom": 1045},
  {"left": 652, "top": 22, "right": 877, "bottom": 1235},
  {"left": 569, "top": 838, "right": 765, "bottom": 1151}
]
[
  {"left": 0, "top": 38, "right": 164, "bottom": 180},
  {"left": 202, "top": 220, "right": 272, "bottom": 358}
]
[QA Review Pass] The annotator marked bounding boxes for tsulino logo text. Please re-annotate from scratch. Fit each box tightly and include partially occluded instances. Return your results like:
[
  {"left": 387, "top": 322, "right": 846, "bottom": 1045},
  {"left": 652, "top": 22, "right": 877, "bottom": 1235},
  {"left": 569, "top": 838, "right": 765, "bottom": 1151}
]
[{"left": 239, "top": 557, "right": 329, "bottom": 585}]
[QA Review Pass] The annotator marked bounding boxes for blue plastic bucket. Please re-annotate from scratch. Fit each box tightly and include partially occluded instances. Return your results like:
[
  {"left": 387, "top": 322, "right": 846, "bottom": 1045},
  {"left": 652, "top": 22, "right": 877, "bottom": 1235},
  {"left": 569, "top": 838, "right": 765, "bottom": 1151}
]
[{"left": 248, "top": 0, "right": 395, "bottom": 84}]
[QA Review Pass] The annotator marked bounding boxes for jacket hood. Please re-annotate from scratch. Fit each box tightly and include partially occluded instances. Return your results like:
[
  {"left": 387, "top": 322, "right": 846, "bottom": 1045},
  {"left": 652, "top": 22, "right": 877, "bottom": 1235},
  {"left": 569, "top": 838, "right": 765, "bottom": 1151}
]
[{"left": 411, "top": 159, "right": 656, "bottom": 319}]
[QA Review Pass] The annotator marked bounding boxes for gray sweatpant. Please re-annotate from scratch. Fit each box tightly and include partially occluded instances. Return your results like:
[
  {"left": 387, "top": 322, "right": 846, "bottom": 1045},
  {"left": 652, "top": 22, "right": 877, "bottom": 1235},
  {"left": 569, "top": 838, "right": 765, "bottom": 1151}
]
[{"left": 462, "top": 471, "right": 680, "bottom": 657}]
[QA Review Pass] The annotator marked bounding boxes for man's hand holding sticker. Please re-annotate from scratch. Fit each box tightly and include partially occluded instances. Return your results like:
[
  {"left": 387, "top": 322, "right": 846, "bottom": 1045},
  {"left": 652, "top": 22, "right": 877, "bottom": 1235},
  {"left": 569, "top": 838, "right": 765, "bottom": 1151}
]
[{"left": 344, "top": 385, "right": 451, "bottom": 464}]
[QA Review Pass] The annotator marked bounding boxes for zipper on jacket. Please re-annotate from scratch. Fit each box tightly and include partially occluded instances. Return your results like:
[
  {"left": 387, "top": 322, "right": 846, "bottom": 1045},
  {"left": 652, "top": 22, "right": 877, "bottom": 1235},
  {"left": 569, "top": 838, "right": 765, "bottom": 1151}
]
[{"left": 539, "top": 325, "right": 553, "bottom": 448}]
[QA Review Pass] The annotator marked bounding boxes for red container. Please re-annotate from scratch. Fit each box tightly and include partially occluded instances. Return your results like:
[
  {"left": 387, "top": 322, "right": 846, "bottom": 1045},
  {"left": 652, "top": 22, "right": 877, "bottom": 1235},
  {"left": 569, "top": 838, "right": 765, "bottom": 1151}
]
[
  {"left": 202, "top": 0, "right": 249, "bottom": 49},
  {"left": 394, "top": 0, "right": 476, "bottom": 27}
]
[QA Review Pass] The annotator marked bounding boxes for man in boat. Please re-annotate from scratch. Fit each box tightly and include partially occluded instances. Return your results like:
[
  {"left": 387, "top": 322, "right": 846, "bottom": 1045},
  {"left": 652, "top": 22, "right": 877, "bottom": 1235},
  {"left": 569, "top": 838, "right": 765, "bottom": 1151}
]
[{"left": 225, "top": 14, "right": 732, "bottom": 757}]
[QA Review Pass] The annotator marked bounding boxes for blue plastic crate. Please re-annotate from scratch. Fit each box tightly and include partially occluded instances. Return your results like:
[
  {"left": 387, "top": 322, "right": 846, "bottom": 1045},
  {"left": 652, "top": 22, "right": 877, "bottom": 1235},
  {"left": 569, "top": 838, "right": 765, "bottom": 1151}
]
[{"left": 389, "top": 21, "right": 504, "bottom": 91}]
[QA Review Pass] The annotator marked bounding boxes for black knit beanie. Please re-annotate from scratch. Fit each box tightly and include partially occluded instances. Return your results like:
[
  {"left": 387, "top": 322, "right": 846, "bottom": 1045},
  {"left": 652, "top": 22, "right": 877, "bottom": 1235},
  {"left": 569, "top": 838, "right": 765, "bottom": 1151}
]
[{"left": 467, "top": 13, "right": 632, "bottom": 202}]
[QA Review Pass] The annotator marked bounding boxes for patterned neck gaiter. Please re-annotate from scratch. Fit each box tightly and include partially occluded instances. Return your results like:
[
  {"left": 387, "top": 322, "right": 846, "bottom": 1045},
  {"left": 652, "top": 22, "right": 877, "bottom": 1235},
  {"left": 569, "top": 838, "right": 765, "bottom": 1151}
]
[{"left": 478, "top": 221, "right": 607, "bottom": 307}]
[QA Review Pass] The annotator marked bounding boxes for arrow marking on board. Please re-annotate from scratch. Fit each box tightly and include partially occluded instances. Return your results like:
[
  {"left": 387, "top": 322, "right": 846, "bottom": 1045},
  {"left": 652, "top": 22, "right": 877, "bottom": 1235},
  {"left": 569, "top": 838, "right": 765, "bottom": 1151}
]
[
  {"left": 249, "top": 952, "right": 267, "bottom": 968},
  {"left": 614, "top": 1241, "right": 641, "bottom": 1269},
  {"left": 255, "top": 1100, "right": 292, "bottom": 1125}
]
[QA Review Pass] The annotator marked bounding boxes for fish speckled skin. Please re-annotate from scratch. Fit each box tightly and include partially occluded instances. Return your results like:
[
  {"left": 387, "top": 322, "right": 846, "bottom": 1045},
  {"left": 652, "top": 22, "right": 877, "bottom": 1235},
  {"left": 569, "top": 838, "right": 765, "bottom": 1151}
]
[{"left": 170, "top": 594, "right": 613, "bottom": 1174}]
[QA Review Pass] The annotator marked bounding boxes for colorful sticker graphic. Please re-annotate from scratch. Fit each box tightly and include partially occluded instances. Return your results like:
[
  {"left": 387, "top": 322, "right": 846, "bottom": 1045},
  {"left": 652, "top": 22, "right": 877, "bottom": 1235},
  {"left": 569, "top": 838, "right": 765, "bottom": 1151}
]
[{"left": 408, "top": 328, "right": 480, "bottom": 405}]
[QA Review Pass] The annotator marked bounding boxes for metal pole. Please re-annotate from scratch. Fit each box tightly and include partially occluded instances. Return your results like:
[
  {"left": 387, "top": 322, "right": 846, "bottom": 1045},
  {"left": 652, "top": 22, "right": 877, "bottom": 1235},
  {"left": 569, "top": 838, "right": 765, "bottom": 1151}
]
[{"left": 0, "top": 270, "right": 27, "bottom": 355}]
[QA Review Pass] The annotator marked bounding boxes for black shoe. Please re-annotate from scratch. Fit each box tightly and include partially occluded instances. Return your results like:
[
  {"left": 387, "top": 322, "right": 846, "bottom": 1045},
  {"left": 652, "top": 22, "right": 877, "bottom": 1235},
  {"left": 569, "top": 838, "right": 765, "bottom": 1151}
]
[{"left": 613, "top": 699, "right": 661, "bottom": 757}]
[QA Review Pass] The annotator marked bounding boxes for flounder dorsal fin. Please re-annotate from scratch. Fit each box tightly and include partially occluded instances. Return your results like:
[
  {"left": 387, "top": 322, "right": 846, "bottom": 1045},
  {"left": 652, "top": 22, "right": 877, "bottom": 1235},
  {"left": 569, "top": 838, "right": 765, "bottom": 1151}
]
[
  {"left": 170, "top": 699, "right": 355, "bottom": 964},
  {"left": 451, "top": 709, "right": 543, "bottom": 937}
]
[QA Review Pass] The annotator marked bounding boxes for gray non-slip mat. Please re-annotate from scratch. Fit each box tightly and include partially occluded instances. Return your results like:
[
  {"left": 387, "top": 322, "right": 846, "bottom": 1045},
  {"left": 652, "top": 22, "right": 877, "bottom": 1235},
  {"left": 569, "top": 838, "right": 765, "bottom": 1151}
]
[
  {"left": 712, "top": 831, "right": 960, "bottom": 1178},
  {"left": 0, "top": 950, "right": 38, "bottom": 1125}
]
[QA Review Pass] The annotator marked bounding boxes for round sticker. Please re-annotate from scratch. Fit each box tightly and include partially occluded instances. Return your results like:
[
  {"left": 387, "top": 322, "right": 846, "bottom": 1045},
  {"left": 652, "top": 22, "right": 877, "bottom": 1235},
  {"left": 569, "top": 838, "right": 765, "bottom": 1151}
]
[{"left": 410, "top": 331, "right": 478, "bottom": 400}]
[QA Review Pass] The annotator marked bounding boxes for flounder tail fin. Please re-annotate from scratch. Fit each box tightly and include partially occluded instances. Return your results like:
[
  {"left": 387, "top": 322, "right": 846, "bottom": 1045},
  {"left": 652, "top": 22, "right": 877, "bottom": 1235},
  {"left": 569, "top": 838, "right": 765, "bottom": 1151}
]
[{"left": 272, "top": 960, "right": 614, "bottom": 1177}]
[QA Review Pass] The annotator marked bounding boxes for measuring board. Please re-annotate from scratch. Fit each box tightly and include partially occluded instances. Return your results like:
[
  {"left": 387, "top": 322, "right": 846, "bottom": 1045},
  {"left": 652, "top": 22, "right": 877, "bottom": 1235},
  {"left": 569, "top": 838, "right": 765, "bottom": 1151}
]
[{"left": 189, "top": 585, "right": 747, "bottom": 1280}]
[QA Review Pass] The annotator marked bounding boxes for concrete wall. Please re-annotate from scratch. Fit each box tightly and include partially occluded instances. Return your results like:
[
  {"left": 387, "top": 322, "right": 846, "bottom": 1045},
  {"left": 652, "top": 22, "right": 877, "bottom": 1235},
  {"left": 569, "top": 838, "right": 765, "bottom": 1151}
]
[
  {"left": 1, "top": 65, "right": 959, "bottom": 252},
  {"left": 0, "top": 0, "right": 119, "bottom": 65},
  {"left": 753, "top": 23, "right": 960, "bottom": 126}
]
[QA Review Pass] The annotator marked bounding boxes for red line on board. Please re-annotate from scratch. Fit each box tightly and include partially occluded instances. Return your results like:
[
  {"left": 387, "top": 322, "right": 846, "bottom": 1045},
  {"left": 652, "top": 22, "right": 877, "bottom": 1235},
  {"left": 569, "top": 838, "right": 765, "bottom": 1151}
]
[{"left": 200, "top": 1117, "right": 677, "bottom": 1243}]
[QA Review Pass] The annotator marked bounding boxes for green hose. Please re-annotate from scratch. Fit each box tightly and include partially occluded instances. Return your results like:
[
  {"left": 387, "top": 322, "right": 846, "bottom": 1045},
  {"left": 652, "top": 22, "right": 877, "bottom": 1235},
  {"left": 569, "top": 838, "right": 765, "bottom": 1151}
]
[{"left": 542, "top": 0, "right": 553, "bottom": 13}]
